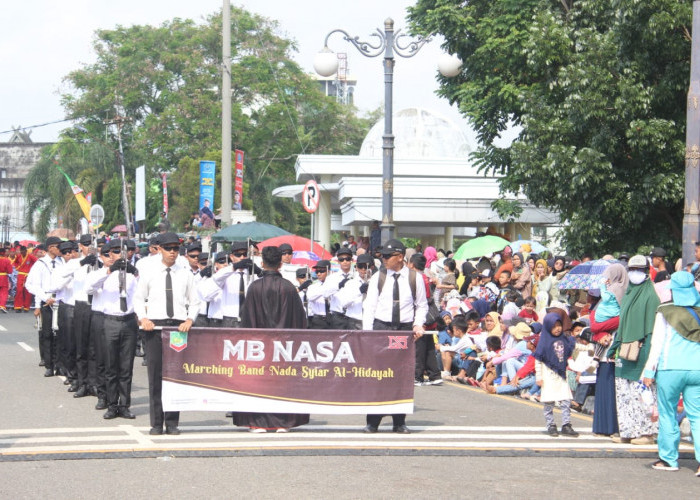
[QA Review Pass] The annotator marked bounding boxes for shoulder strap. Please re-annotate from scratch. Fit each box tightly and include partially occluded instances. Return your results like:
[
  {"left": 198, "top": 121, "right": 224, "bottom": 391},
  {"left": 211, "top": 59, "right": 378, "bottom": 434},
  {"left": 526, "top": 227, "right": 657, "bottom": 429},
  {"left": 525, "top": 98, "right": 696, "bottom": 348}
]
[
  {"left": 408, "top": 269, "right": 417, "bottom": 302},
  {"left": 685, "top": 306, "right": 700, "bottom": 325},
  {"left": 377, "top": 267, "right": 387, "bottom": 294}
]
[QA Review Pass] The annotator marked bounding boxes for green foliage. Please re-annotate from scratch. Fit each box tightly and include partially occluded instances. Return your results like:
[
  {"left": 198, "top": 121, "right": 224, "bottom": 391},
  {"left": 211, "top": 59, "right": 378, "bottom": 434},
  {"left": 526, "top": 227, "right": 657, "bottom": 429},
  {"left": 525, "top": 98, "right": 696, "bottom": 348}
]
[
  {"left": 409, "top": 0, "right": 691, "bottom": 255},
  {"left": 51, "top": 6, "right": 370, "bottom": 236}
]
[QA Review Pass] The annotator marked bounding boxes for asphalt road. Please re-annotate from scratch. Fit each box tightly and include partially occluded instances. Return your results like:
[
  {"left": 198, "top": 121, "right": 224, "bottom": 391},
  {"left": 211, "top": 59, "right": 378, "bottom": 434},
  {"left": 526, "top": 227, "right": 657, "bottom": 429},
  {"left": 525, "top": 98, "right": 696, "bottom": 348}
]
[{"left": 0, "top": 312, "right": 697, "bottom": 498}]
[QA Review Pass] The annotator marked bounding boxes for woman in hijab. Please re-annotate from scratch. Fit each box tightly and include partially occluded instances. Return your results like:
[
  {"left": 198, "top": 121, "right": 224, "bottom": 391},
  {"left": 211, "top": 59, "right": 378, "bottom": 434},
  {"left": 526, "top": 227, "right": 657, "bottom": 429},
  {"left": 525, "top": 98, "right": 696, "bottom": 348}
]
[
  {"left": 510, "top": 252, "right": 532, "bottom": 298},
  {"left": 643, "top": 271, "right": 700, "bottom": 474},
  {"left": 532, "top": 259, "right": 552, "bottom": 315},
  {"left": 612, "top": 255, "right": 659, "bottom": 445},
  {"left": 549, "top": 256, "right": 569, "bottom": 304},
  {"left": 483, "top": 311, "right": 503, "bottom": 338},
  {"left": 590, "top": 262, "right": 628, "bottom": 437}
]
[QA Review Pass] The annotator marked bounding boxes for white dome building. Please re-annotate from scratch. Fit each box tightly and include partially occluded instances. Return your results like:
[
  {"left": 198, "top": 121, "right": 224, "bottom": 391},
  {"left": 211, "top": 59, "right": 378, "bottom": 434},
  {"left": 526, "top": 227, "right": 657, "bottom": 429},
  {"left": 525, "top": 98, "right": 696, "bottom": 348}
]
[{"left": 273, "top": 107, "right": 557, "bottom": 251}]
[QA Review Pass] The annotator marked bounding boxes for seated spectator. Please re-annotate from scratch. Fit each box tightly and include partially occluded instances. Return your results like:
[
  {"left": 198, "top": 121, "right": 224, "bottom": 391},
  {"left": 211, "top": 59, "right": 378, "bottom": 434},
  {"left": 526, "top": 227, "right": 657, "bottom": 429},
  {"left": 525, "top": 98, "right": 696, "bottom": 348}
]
[
  {"left": 518, "top": 296, "right": 539, "bottom": 323},
  {"left": 501, "top": 290, "right": 521, "bottom": 323},
  {"left": 483, "top": 334, "right": 541, "bottom": 397},
  {"left": 486, "top": 322, "right": 533, "bottom": 385},
  {"left": 568, "top": 327, "right": 596, "bottom": 411}
]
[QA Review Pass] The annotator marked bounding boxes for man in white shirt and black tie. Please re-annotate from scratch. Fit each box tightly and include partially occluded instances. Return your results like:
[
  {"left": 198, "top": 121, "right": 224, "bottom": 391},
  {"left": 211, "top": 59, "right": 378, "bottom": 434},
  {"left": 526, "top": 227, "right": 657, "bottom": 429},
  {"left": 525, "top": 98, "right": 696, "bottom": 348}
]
[
  {"left": 323, "top": 246, "right": 355, "bottom": 330},
  {"left": 361, "top": 239, "right": 428, "bottom": 434},
  {"left": 212, "top": 241, "right": 257, "bottom": 328},
  {"left": 133, "top": 232, "right": 200, "bottom": 435}
]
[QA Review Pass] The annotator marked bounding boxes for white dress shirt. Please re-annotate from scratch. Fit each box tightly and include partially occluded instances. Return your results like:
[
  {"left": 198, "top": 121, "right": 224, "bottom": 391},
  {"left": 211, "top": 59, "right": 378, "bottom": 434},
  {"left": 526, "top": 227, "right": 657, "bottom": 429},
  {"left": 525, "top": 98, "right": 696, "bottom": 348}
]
[
  {"left": 26, "top": 255, "right": 63, "bottom": 306},
  {"left": 336, "top": 276, "right": 366, "bottom": 320},
  {"left": 362, "top": 266, "right": 428, "bottom": 330},
  {"left": 306, "top": 280, "right": 328, "bottom": 317},
  {"left": 85, "top": 267, "right": 138, "bottom": 316},
  {"left": 49, "top": 258, "right": 79, "bottom": 305},
  {"left": 197, "top": 276, "right": 224, "bottom": 320},
  {"left": 212, "top": 265, "right": 254, "bottom": 319},
  {"left": 322, "top": 270, "right": 354, "bottom": 314},
  {"left": 133, "top": 261, "right": 200, "bottom": 322}
]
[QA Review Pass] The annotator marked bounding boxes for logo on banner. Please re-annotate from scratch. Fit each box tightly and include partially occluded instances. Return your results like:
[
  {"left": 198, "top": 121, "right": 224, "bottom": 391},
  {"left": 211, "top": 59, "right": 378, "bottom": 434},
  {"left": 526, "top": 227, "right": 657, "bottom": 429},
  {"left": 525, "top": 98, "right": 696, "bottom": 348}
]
[
  {"left": 170, "top": 331, "right": 188, "bottom": 352},
  {"left": 388, "top": 336, "right": 408, "bottom": 349}
]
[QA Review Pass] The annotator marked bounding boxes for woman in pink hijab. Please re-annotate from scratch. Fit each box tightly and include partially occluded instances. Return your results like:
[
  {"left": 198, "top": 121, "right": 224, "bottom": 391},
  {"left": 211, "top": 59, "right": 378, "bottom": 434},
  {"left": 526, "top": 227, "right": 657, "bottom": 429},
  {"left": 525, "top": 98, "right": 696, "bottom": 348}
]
[{"left": 424, "top": 246, "right": 438, "bottom": 271}]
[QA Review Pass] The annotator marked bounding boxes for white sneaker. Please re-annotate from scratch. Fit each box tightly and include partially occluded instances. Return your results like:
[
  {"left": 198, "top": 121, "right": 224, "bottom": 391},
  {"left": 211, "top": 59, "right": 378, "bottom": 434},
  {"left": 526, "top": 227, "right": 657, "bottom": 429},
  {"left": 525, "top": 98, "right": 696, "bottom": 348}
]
[
  {"left": 275, "top": 428, "right": 289, "bottom": 433},
  {"left": 441, "top": 371, "right": 451, "bottom": 378},
  {"left": 427, "top": 379, "right": 443, "bottom": 386},
  {"left": 249, "top": 427, "right": 267, "bottom": 433}
]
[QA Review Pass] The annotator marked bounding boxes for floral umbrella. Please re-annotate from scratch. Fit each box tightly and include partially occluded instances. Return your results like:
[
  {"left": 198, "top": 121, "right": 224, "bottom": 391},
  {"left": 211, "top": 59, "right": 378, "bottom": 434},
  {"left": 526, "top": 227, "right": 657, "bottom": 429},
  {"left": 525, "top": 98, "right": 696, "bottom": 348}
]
[{"left": 557, "top": 258, "right": 619, "bottom": 290}]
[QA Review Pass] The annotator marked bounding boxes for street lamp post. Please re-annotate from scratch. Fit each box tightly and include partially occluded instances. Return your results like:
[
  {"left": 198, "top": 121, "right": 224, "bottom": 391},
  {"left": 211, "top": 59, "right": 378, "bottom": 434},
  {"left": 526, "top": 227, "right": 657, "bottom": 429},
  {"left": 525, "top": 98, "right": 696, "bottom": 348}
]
[
  {"left": 314, "top": 19, "right": 461, "bottom": 242},
  {"left": 684, "top": 0, "right": 700, "bottom": 265}
]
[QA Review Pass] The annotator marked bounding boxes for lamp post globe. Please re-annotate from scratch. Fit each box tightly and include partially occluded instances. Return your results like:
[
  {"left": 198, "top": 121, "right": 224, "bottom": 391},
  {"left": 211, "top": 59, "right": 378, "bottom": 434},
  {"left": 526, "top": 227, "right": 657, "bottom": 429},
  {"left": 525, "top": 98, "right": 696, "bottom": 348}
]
[
  {"left": 314, "top": 47, "right": 339, "bottom": 77},
  {"left": 437, "top": 53, "right": 462, "bottom": 78}
]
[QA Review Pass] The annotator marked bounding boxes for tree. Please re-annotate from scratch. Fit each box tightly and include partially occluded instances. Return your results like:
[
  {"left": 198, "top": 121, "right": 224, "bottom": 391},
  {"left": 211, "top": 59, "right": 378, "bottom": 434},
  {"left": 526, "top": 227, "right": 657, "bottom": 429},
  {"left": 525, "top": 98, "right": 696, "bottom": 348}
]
[
  {"left": 409, "top": 0, "right": 691, "bottom": 255},
  {"left": 34, "top": 6, "right": 370, "bottom": 235}
]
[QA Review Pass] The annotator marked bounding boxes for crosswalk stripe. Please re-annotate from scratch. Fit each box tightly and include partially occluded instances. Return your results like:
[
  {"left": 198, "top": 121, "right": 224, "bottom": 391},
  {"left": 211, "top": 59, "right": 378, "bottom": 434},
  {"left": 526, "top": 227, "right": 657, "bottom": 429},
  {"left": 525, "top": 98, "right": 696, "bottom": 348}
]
[
  {"left": 16, "top": 342, "right": 34, "bottom": 351},
  {"left": 0, "top": 324, "right": 7, "bottom": 331}
]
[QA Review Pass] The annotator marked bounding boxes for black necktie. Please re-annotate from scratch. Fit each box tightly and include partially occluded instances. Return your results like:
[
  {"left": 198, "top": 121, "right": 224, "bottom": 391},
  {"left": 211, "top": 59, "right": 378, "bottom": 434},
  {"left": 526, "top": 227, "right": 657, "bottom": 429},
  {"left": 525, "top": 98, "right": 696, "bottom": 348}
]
[
  {"left": 52, "top": 260, "right": 56, "bottom": 269},
  {"left": 238, "top": 271, "right": 245, "bottom": 308},
  {"left": 392, "top": 273, "right": 400, "bottom": 328},
  {"left": 165, "top": 268, "right": 174, "bottom": 318}
]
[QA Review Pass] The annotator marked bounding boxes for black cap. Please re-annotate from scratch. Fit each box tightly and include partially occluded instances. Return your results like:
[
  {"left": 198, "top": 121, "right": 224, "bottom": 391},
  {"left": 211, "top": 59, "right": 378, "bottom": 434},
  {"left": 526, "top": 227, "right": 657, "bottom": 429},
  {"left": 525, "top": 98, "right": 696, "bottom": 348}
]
[
  {"left": 159, "top": 232, "right": 180, "bottom": 246},
  {"left": 58, "top": 241, "right": 74, "bottom": 252},
  {"left": 313, "top": 259, "right": 330, "bottom": 269},
  {"left": 356, "top": 253, "right": 373, "bottom": 265},
  {"left": 79, "top": 235, "right": 92, "bottom": 246},
  {"left": 97, "top": 237, "right": 107, "bottom": 246},
  {"left": 149, "top": 235, "right": 160, "bottom": 246},
  {"left": 187, "top": 242, "right": 202, "bottom": 253},
  {"left": 296, "top": 268, "right": 310, "bottom": 278},
  {"left": 36, "top": 244, "right": 46, "bottom": 251},
  {"left": 215, "top": 252, "right": 228, "bottom": 263},
  {"left": 336, "top": 247, "right": 352, "bottom": 257},
  {"left": 100, "top": 244, "right": 111, "bottom": 255},
  {"left": 126, "top": 239, "right": 136, "bottom": 250},
  {"left": 198, "top": 252, "right": 209, "bottom": 264},
  {"left": 381, "top": 239, "right": 405, "bottom": 256},
  {"left": 45, "top": 236, "right": 62, "bottom": 247},
  {"left": 229, "top": 241, "right": 248, "bottom": 253},
  {"left": 108, "top": 239, "right": 123, "bottom": 250},
  {"left": 279, "top": 243, "right": 293, "bottom": 253},
  {"left": 649, "top": 247, "right": 666, "bottom": 258}
]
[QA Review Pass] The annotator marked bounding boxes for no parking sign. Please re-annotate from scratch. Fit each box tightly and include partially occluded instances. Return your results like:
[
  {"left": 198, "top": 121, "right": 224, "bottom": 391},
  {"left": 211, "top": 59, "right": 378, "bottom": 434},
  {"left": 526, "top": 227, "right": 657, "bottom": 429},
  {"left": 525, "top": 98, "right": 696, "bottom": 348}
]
[{"left": 302, "top": 180, "right": 320, "bottom": 214}]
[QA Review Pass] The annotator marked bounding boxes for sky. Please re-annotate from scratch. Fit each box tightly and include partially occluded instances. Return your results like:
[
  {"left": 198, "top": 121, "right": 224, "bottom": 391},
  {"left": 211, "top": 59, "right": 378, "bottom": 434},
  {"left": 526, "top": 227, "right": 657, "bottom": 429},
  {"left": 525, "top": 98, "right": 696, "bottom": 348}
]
[{"left": 0, "top": 0, "right": 473, "bottom": 144}]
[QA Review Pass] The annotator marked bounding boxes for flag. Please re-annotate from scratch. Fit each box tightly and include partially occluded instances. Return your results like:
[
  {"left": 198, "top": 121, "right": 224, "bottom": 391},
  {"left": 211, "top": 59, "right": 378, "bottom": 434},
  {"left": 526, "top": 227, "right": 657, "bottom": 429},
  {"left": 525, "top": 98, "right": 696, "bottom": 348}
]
[{"left": 55, "top": 164, "right": 91, "bottom": 222}]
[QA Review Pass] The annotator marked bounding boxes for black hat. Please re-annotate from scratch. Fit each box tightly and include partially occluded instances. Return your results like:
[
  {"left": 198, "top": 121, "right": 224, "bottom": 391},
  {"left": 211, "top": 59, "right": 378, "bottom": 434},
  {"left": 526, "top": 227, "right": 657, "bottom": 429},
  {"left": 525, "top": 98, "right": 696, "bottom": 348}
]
[
  {"left": 313, "top": 259, "right": 330, "bottom": 269},
  {"left": 58, "top": 241, "right": 74, "bottom": 252},
  {"left": 336, "top": 247, "right": 352, "bottom": 257},
  {"left": 215, "top": 252, "right": 228, "bottom": 263},
  {"left": 108, "top": 239, "right": 124, "bottom": 250},
  {"left": 296, "top": 268, "right": 310, "bottom": 278},
  {"left": 149, "top": 235, "right": 160, "bottom": 246},
  {"left": 229, "top": 241, "right": 248, "bottom": 253},
  {"left": 97, "top": 237, "right": 107, "bottom": 246},
  {"left": 100, "top": 244, "right": 111, "bottom": 255},
  {"left": 650, "top": 247, "right": 666, "bottom": 258},
  {"left": 187, "top": 242, "right": 202, "bottom": 253},
  {"left": 36, "top": 244, "right": 46, "bottom": 251},
  {"left": 356, "top": 253, "right": 373, "bottom": 265},
  {"left": 159, "top": 232, "right": 180, "bottom": 246},
  {"left": 79, "top": 235, "right": 92, "bottom": 246},
  {"left": 126, "top": 239, "right": 136, "bottom": 250},
  {"left": 579, "top": 327, "right": 593, "bottom": 343},
  {"left": 279, "top": 243, "right": 293, "bottom": 253},
  {"left": 198, "top": 252, "right": 209, "bottom": 264},
  {"left": 381, "top": 239, "right": 405, "bottom": 256},
  {"left": 45, "top": 236, "right": 62, "bottom": 247}
]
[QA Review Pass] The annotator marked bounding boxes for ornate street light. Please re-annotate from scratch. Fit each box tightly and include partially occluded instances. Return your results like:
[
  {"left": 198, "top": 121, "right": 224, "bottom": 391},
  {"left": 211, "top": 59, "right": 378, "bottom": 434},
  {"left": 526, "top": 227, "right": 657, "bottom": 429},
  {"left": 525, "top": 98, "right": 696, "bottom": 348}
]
[{"left": 314, "top": 18, "right": 462, "bottom": 241}]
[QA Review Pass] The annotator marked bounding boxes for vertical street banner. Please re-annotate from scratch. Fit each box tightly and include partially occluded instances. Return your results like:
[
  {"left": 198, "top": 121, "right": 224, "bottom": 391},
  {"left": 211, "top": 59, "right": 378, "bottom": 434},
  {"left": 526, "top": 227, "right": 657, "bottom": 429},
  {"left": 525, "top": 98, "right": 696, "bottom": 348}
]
[
  {"left": 161, "top": 173, "right": 169, "bottom": 215},
  {"left": 234, "top": 150, "right": 244, "bottom": 210},
  {"left": 199, "top": 160, "right": 216, "bottom": 210},
  {"left": 135, "top": 166, "right": 145, "bottom": 222},
  {"left": 161, "top": 328, "right": 415, "bottom": 414}
]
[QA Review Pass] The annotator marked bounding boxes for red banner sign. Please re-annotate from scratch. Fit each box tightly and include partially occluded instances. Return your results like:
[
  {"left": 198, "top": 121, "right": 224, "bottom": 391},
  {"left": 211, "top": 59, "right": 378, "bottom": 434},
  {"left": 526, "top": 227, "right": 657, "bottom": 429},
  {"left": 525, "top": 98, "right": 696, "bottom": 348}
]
[
  {"left": 234, "top": 150, "right": 244, "bottom": 210},
  {"left": 161, "top": 328, "right": 415, "bottom": 414},
  {"left": 161, "top": 173, "right": 169, "bottom": 214}
]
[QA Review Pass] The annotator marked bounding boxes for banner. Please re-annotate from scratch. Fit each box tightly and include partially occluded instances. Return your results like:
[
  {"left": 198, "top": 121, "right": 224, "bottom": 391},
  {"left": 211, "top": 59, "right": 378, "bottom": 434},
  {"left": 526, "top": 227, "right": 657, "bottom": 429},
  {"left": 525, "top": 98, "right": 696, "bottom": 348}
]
[
  {"left": 234, "top": 150, "right": 244, "bottom": 210},
  {"left": 199, "top": 160, "right": 216, "bottom": 211},
  {"left": 135, "top": 166, "right": 145, "bottom": 222},
  {"left": 161, "top": 173, "right": 169, "bottom": 215},
  {"left": 54, "top": 163, "right": 91, "bottom": 222},
  {"left": 162, "top": 328, "right": 415, "bottom": 414}
]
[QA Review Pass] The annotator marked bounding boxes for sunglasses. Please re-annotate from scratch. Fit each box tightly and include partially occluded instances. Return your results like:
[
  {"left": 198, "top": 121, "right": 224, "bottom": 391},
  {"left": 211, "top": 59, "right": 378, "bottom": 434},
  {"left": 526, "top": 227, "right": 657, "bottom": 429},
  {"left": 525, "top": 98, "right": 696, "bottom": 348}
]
[
  {"left": 381, "top": 252, "right": 403, "bottom": 259},
  {"left": 337, "top": 257, "right": 352, "bottom": 262},
  {"left": 315, "top": 269, "right": 327, "bottom": 273},
  {"left": 60, "top": 249, "right": 72, "bottom": 255},
  {"left": 187, "top": 253, "right": 200, "bottom": 259},
  {"left": 110, "top": 248, "right": 122, "bottom": 254},
  {"left": 281, "top": 251, "right": 293, "bottom": 256},
  {"left": 162, "top": 246, "right": 180, "bottom": 252},
  {"left": 356, "top": 264, "right": 368, "bottom": 269},
  {"left": 231, "top": 251, "right": 247, "bottom": 258}
]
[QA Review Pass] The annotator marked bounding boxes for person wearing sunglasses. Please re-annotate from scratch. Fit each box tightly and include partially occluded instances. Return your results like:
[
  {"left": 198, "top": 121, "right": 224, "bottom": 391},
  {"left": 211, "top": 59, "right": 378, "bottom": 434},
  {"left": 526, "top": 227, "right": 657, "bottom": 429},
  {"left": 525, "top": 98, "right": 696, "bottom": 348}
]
[
  {"left": 279, "top": 243, "right": 299, "bottom": 286},
  {"left": 184, "top": 242, "right": 203, "bottom": 277},
  {"left": 361, "top": 239, "right": 429, "bottom": 434},
  {"left": 85, "top": 239, "right": 139, "bottom": 420},
  {"left": 134, "top": 232, "right": 201, "bottom": 436},
  {"left": 26, "top": 236, "right": 64, "bottom": 377},
  {"left": 210, "top": 240, "right": 257, "bottom": 328},
  {"left": 321, "top": 247, "right": 355, "bottom": 330},
  {"left": 335, "top": 253, "right": 373, "bottom": 330},
  {"left": 306, "top": 260, "right": 332, "bottom": 329}
]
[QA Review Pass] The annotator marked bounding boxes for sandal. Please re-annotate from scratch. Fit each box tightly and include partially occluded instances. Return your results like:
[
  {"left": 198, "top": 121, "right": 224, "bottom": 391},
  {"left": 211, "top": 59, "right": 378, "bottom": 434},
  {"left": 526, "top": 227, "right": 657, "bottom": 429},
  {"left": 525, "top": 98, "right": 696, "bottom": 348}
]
[{"left": 696, "top": 465, "right": 700, "bottom": 477}]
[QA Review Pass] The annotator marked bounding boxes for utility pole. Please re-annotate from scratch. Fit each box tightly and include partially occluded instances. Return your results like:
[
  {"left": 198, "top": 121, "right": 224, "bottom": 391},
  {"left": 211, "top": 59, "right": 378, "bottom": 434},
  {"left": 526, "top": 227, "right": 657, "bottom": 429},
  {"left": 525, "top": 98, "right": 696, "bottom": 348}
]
[
  {"left": 221, "top": 0, "right": 232, "bottom": 226},
  {"left": 684, "top": 0, "right": 700, "bottom": 264}
]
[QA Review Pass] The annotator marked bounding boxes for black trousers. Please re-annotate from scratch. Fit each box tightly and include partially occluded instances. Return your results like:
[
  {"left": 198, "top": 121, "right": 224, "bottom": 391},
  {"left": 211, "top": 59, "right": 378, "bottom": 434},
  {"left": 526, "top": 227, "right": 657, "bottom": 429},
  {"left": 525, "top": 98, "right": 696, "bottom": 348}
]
[
  {"left": 90, "top": 311, "right": 106, "bottom": 399},
  {"left": 144, "top": 327, "right": 180, "bottom": 429},
  {"left": 193, "top": 315, "right": 209, "bottom": 327},
  {"left": 222, "top": 317, "right": 240, "bottom": 328},
  {"left": 366, "top": 320, "right": 412, "bottom": 428},
  {"left": 58, "top": 303, "right": 76, "bottom": 382},
  {"left": 73, "top": 301, "right": 92, "bottom": 388},
  {"left": 414, "top": 334, "right": 440, "bottom": 382},
  {"left": 329, "top": 313, "right": 349, "bottom": 330},
  {"left": 103, "top": 314, "right": 138, "bottom": 410},
  {"left": 309, "top": 315, "right": 330, "bottom": 330},
  {"left": 39, "top": 303, "right": 56, "bottom": 370}
]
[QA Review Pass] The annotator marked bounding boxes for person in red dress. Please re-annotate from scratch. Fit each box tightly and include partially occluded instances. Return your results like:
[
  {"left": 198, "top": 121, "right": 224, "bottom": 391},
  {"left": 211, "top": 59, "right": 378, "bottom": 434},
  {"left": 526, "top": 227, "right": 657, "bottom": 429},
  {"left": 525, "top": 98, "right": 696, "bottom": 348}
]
[
  {"left": 0, "top": 247, "right": 15, "bottom": 312},
  {"left": 12, "top": 245, "right": 37, "bottom": 312}
]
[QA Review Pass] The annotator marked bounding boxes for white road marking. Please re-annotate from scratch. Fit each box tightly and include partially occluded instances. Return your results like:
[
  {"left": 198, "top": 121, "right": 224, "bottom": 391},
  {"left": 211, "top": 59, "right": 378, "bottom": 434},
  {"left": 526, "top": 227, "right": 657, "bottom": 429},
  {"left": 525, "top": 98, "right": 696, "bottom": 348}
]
[
  {"left": 17, "top": 342, "right": 34, "bottom": 351},
  {"left": 0, "top": 325, "right": 7, "bottom": 331}
]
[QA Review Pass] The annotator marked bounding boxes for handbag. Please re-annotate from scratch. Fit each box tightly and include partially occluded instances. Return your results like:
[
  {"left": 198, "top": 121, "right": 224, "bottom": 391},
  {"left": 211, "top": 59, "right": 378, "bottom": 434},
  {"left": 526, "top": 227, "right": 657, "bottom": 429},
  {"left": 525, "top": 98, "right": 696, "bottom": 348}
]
[{"left": 618, "top": 340, "right": 642, "bottom": 362}]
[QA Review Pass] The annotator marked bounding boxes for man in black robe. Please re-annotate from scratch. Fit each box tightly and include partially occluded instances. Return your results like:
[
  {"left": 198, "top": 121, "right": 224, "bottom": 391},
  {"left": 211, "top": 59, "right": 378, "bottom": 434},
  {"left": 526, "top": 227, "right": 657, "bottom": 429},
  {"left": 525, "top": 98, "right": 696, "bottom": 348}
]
[{"left": 233, "top": 245, "right": 309, "bottom": 432}]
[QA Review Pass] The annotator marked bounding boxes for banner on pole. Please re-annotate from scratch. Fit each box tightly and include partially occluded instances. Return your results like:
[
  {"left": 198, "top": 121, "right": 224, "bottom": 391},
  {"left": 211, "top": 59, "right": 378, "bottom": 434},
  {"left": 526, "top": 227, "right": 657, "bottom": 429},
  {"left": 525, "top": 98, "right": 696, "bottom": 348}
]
[
  {"left": 135, "top": 166, "right": 145, "bottom": 221},
  {"left": 234, "top": 150, "right": 244, "bottom": 210},
  {"left": 162, "top": 328, "right": 414, "bottom": 414},
  {"left": 161, "top": 173, "right": 169, "bottom": 215},
  {"left": 199, "top": 160, "right": 216, "bottom": 211}
]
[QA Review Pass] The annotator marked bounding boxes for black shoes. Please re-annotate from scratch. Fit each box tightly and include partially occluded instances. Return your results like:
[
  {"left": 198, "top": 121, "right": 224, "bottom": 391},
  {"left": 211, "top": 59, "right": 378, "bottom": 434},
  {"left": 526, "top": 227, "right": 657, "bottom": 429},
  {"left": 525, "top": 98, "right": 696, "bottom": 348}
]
[
  {"left": 95, "top": 399, "right": 107, "bottom": 410},
  {"left": 103, "top": 408, "right": 119, "bottom": 419},
  {"left": 393, "top": 425, "right": 410, "bottom": 434},
  {"left": 363, "top": 425, "right": 378, "bottom": 434},
  {"left": 165, "top": 426, "right": 181, "bottom": 435},
  {"left": 73, "top": 386, "right": 89, "bottom": 398},
  {"left": 547, "top": 425, "right": 559, "bottom": 437},
  {"left": 67, "top": 382, "right": 79, "bottom": 392},
  {"left": 44, "top": 368, "right": 54, "bottom": 377},
  {"left": 118, "top": 408, "right": 136, "bottom": 419},
  {"left": 560, "top": 423, "right": 579, "bottom": 437},
  {"left": 149, "top": 427, "right": 163, "bottom": 435},
  {"left": 39, "top": 360, "right": 45, "bottom": 367}
]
